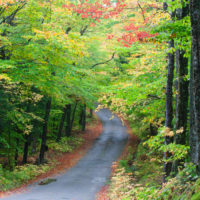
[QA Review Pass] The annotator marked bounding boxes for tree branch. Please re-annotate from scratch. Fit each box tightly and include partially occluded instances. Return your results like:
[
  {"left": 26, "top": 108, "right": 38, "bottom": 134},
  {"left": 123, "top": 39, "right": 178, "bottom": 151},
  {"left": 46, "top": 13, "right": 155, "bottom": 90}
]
[
  {"left": 0, "top": 3, "right": 26, "bottom": 25},
  {"left": 90, "top": 52, "right": 115, "bottom": 69},
  {"left": 80, "top": 25, "right": 88, "bottom": 36},
  {"left": 137, "top": 1, "right": 146, "bottom": 21}
]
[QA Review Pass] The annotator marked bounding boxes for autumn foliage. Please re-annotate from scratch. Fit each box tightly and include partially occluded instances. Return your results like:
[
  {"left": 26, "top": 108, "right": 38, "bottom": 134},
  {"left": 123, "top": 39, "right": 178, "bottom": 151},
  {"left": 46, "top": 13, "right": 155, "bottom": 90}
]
[
  {"left": 106, "top": 1, "right": 159, "bottom": 47},
  {"left": 117, "top": 25, "right": 158, "bottom": 47},
  {"left": 62, "top": 0, "right": 126, "bottom": 24}
]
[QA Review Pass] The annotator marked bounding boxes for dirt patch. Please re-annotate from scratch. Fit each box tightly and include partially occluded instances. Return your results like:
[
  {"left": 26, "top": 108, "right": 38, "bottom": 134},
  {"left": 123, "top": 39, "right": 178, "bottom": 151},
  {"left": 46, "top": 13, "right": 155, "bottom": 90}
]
[{"left": 0, "top": 114, "right": 102, "bottom": 198}]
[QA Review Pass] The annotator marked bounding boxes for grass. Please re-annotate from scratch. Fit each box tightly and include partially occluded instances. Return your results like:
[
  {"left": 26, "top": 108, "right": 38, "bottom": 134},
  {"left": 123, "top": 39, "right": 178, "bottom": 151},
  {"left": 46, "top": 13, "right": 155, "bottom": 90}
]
[
  {"left": 108, "top": 137, "right": 200, "bottom": 200},
  {"left": 0, "top": 163, "right": 53, "bottom": 191}
]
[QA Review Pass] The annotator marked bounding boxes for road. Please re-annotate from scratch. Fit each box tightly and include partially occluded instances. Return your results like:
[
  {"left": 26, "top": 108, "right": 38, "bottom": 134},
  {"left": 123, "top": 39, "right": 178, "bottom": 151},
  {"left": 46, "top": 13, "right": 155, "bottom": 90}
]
[{"left": 3, "top": 108, "right": 128, "bottom": 200}]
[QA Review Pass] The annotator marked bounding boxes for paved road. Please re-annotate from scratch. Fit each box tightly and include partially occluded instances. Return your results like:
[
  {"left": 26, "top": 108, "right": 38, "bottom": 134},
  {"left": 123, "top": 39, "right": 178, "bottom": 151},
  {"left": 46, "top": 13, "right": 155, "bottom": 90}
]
[{"left": 2, "top": 108, "right": 128, "bottom": 200}]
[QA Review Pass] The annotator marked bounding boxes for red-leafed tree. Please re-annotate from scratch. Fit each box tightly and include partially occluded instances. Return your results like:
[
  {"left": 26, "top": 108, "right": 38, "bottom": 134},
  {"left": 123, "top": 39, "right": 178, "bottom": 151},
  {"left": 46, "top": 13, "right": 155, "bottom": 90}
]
[
  {"left": 117, "top": 23, "right": 158, "bottom": 47},
  {"left": 61, "top": 0, "right": 127, "bottom": 36},
  {"left": 106, "top": 1, "right": 159, "bottom": 47},
  {"left": 63, "top": 0, "right": 126, "bottom": 24}
]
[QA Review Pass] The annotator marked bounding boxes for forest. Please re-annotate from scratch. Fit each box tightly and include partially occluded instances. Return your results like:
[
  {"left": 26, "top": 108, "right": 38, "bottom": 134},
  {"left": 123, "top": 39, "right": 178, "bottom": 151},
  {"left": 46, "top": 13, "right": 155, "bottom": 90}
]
[{"left": 0, "top": 0, "right": 200, "bottom": 199}]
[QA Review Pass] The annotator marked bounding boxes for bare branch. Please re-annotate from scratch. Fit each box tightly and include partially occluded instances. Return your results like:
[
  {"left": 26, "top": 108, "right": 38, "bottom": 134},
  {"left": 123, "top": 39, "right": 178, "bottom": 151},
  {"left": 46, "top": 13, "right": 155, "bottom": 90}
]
[
  {"left": 137, "top": 1, "right": 146, "bottom": 21},
  {"left": 90, "top": 53, "right": 115, "bottom": 69}
]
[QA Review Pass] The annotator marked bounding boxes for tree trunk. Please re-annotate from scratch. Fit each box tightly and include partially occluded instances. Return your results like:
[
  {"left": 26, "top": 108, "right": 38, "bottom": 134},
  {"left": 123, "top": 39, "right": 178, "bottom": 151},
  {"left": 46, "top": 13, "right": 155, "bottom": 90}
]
[
  {"left": 57, "top": 105, "right": 68, "bottom": 142},
  {"left": 175, "top": 5, "right": 189, "bottom": 145},
  {"left": 14, "top": 125, "right": 21, "bottom": 166},
  {"left": 190, "top": 0, "right": 200, "bottom": 170},
  {"left": 38, "top": 98, "right": 51, "bottom": 165},
  {"left": 89, "top": 109, "right": 93, "bottom": 118},
  {"left": 23, "top": 103, "right": 31, "bottom": 164},
  {"left": 22, "top": 135, "right": 30, "bottom": 164},
  {"left": 65, "top": 104, "right": 71, "bottom": 137},
  {"left": 79, "top": 104, "right": 86, "bottom": 131},
  {"left": 150, "top": 122, "right": 157, "bottom": 136},
  {"left": 174, "top": 49, "right": 189, "bottom": 165},
  {"left": 79, "top": 106, "right": 83, "bottom": 127},
  {"left": 163, "top": 38, "right": 175, "bottom": 181},
  {"left": 14, "top": 138, "right": 19, "bottom": 166},
  {"left": 173, "top": 49, "right": 189, "bottom": 173},
  {"left": 70, "top": 102, "right": 78, "bottom": 134},
  {"left": 31, "top": 136, "right": 37, "bottom": 154},
  {"left": 8, "top": 127, "right": 12, "bottom": 171},
  {"left": 173, "top": 4, "right": 189, "bottom": 172}
]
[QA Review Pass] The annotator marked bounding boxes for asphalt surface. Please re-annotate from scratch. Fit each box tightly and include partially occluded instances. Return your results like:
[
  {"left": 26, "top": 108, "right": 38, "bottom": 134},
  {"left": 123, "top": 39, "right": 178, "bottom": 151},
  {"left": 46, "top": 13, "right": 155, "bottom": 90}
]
[{"left": 2, "top": 108, "right": 128, "bottom": 200}]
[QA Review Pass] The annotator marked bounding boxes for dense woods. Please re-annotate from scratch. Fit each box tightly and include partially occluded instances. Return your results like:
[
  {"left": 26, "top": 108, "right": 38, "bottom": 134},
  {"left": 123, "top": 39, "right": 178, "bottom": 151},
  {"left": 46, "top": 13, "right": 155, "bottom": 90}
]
[{"left": 0, "top": 0, "right": 200, "bottom": 199}]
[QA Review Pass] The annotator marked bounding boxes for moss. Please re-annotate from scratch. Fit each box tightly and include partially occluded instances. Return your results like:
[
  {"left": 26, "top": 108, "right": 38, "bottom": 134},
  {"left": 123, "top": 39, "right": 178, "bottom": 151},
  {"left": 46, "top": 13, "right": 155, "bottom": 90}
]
[{"left": 38, "top": 178, "right": 57, "bottom": 185}]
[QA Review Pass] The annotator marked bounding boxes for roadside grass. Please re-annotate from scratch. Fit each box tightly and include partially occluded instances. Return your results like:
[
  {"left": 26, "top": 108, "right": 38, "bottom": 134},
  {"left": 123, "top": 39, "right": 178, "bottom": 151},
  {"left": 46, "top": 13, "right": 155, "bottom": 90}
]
[
  {"left": 108, "top": 132, "right": 200, "bottom": 200},
  {"left": 0, "top": 163, "right": 53, "bottom": 192},
  {"left": 0, "top": 135, "right": 83, "bottom": 192}
]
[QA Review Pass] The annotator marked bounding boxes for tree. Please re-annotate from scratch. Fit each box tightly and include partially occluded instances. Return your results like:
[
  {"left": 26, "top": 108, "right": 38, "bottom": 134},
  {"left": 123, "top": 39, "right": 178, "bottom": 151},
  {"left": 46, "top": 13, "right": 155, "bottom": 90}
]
[
  {"left": 173, "top": 2, "right": 189, "bottom": 173},
  {"left": 38, "top": 98, "right": 51, "bottom": 164},
  {"left": 0, "top": 0, "right": 102, "bottom": 167},
  {"left": 164, "top": 38, "right": 175, "bottom": 181},
  {"left": 189, "top": 0, "right": 200, "bottom": 171}
]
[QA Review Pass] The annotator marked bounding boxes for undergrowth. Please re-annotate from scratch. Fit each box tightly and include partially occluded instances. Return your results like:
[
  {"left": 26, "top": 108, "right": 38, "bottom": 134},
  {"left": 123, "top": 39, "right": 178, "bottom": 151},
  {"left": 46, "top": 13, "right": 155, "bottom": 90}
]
[
  {"left": 0, "top": 163, "right": 52, "bottom": 191},
  {"left": 108, "top": 144, "right": 200, "bottom": 200},
  {"left": 0, "top": 135, "right": 84, "bottom": 192},
  {"left": 47, "top": 136, "right": 84, "bottom": 153}
]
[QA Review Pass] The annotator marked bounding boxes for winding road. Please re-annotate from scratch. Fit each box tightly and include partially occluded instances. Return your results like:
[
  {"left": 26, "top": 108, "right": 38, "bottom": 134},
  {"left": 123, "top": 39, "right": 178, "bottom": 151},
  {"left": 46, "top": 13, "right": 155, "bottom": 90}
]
[{"left": 3, "top": 108, "right": 128, "bottom": 200}]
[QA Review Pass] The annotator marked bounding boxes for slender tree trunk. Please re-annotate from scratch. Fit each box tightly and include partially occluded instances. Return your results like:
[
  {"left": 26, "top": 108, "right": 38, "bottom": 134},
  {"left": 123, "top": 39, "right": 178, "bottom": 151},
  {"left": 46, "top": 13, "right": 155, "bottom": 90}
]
[
  {"left": 14, "top": 125, "right": 21, "bottom": 166},
  {"left": 174, "top": 49, "right": 189, "bottom": 155},
  {"left": 190, "top": 0, "right": 200, "bottom": 171},
  {"left": 173, "top": 4, "right": 189, "bottom": 172},
  {"left": 8, "top": 125, "right": 13, "bottom": 171},
  {"left": 23, "top": 103, "right": 31, "bottom": 164},
  {"left": 57, "top": 105, "right": 68, "bottom": 142},
  {"left": 14, "top": 138, "right": 19, "bottom": 166},
  {"left": 52, "top": 116, "right": 58, "bottom": 135},
  {"left": 79, "top": 106, "right": 83, "bottom": 127},
  {"left": 150, "top": 122, "right": 158, "bottom": 136},
  {"left": 79, "top": 104, "right": 86, "bottom": 131},
  {"left": 70, "top": 102, "right": 78, "bottom": 134},
  {"left": 22, "top": 135, "right": 30, "bottom": 164},
  {"left": 90, "top": 109, "right": 93, "bottom": 118},
  {"left": 175, "top": 23, "right": 189, "bottom": 144},
  {"left": 31, "top": 135, "right": 37, "bottom": 154},
  {"left": 173, "top": 48, "right": 189, "bottom": 173},
  {"left": 38, "top": 98, "right": 51, "bottom": 165},
  {"left": 162, "top": 0, "right": 176, "bottom": 181},
  {"left": 65, "top": 104, "right": 71, "bottom": 137},
  {"left": 83, "top": 104, "right": 86, "bottom": 131},
  {"left": 163, "top": 38, "right": 175, "bottom": 182}
]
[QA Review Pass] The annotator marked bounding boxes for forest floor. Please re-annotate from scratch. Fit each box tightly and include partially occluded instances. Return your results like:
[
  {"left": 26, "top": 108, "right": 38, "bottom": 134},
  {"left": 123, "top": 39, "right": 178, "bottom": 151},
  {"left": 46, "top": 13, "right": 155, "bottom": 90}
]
[{"left": 0, "top": 114, "right": 102, "bottom": 198}]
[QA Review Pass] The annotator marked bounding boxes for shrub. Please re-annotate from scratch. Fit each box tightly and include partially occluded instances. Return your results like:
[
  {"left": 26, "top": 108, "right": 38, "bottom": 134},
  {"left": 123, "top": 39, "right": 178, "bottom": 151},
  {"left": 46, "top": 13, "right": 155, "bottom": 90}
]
[{"left": 47, "top": 136, "right": 84, "bottom": 153}]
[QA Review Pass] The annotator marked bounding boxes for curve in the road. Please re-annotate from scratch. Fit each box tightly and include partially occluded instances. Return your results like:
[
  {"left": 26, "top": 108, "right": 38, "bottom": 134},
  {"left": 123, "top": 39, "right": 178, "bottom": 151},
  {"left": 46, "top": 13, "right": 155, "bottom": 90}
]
[{"left": 2, "top": 108, "right": 128, "bottom": 200}]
